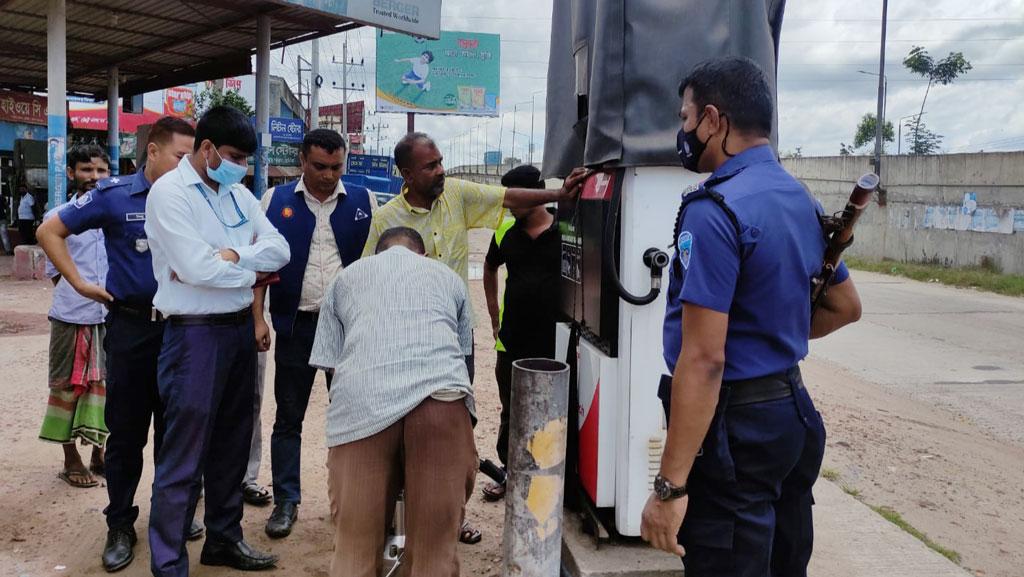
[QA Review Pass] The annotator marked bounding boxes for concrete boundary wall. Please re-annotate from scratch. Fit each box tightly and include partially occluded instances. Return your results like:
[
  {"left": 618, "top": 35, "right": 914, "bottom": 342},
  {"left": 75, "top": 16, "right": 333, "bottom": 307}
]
[{"left": 784, "top": 152, "right": 1024, "bottom": 275}]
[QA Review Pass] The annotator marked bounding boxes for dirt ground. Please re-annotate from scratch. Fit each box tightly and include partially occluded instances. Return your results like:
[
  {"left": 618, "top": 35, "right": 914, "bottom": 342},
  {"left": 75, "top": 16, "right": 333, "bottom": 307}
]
[{"left": 1, "top": 231, "right": 1022, "bottom": 577}]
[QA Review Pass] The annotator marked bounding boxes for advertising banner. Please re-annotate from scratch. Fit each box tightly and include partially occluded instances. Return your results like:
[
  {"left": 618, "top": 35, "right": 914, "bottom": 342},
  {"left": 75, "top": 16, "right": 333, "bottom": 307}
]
[
  {"left": 376, "top": 30, "right": 500, "bottom": 117},
  {"left": 271, "top": 0, "right": 442, "bottom": 39},
  {"left": 269, "top": 117, "right": 305, "bottom": 143},
  {"left": 164, "top": 86, "right": 195, "bottom": 118}
]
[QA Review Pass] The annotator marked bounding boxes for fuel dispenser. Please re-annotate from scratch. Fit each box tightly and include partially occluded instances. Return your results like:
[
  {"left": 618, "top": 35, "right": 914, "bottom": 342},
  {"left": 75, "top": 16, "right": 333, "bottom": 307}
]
[{"left": 543, "top": 0, "right": 785, "bottom": 537}]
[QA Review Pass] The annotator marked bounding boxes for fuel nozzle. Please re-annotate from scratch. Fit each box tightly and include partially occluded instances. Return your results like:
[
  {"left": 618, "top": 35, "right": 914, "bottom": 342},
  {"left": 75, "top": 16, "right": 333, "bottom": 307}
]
[{"left": 643, "top": 248, "right": 670, "bottom": 274}]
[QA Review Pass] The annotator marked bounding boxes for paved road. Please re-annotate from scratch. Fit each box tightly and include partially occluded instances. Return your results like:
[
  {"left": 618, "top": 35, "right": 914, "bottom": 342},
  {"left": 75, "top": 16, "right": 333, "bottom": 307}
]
[{"left": 810, "top": 271, "right": 1024, "bottom": 445}]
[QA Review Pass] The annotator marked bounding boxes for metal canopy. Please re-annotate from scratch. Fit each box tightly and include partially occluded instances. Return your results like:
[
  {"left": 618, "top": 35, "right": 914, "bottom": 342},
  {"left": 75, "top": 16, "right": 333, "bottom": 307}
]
[{"left": 0, "top": 0, "right": 361, "bottom": 99}]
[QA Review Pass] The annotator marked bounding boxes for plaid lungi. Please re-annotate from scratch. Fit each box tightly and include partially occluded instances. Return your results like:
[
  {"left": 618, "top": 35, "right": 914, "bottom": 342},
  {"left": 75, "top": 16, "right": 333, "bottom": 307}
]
[{"left": 39, "top": 319, "right": 108, "bottom": 447}]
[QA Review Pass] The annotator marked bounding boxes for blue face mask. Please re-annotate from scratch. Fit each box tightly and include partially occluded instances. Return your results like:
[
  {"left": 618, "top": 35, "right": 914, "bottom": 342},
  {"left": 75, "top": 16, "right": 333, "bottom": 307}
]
[{"left": 206, "top": 147, "right": 248, "bottom": 187}]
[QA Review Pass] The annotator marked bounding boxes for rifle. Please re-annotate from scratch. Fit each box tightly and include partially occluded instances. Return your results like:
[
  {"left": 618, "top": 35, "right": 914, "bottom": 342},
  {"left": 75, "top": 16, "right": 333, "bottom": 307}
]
[{"left": 810, "top": 172, "right": 879, "bottom": 315}]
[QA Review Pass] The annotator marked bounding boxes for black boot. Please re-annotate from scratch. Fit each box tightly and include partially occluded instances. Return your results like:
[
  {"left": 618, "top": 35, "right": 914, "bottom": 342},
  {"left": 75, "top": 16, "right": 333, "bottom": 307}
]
[{"left": 101, "top": 527, "right": 137, "bottom": 572}]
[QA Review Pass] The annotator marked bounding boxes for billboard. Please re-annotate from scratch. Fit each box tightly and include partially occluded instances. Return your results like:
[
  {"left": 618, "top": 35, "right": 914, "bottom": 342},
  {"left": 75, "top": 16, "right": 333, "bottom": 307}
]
[
  {"left": 164, "top": 86, "right": 195, "bottom": 118},
  {"left": 484, "top": 150, "right": 502, "bottom": 166},
  {"left": 272, "top": 0, "right": 441, "bottom": 39},
  {"left": 0, "top": 91, "right": 47, "bottom": 126},
  {"left": 376, "top": 30, "right": 500, "bottom": 117},
  {"left": 268, "top": 117, "right": 305, "bottom": 143}
]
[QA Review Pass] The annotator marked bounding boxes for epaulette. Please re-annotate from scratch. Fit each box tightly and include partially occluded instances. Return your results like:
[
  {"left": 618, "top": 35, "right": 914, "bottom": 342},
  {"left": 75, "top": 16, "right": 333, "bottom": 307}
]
[{"left": 95, "top": 176, "right": 128, "bottom": 191}]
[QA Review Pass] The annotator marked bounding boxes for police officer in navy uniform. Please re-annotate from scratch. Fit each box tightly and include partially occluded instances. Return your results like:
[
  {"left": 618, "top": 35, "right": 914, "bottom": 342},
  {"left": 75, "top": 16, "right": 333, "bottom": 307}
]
[
  {"left": 640, "top": 57, "right": 864, "bottom": 577},
  {"left": 256, "top": 128, "right": 375, "bottom": 538},
  {"left": 36, "top": 117, "right": 206, "bottom": 572}
]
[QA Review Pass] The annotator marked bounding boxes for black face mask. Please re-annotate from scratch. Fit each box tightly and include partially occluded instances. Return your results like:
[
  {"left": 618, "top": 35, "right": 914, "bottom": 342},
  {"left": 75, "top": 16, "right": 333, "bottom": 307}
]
[{"left": 676, "top": 114, "right": 709, "bottom": 172}]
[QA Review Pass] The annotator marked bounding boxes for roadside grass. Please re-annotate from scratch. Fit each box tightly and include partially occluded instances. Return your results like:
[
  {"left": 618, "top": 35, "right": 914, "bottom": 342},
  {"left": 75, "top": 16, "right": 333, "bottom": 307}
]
[
  {"left": 819, "top": 469, "right": 961, "bottom": 565},
  {"left": 845, "top": 256, "right": 1024, "bottom": 298}
]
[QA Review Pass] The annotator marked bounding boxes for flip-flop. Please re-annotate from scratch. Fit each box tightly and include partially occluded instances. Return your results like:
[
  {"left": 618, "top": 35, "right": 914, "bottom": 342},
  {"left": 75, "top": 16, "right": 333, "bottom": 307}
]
[
  {"left": 481, "top": 481, "right": 506, "bottom": 502},
  {"left": 58, "top": 470, "right": 98, "bottom": 488},
  {"left": 242, "top": 483, "right": 273, "bottom": 506},
  {"left": 459, "top": 521, "right": 482, "bottom": 545}
]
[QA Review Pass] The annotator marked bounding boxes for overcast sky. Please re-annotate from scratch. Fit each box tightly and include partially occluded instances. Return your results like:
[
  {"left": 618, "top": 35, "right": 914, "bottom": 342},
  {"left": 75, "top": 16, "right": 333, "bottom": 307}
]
[{"left": 273, "top": 0, "right": 1024, "bottom": 165}]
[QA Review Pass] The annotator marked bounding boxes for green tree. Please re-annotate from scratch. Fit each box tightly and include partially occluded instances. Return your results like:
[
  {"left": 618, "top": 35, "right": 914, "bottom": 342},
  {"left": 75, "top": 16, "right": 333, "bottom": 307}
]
[
  {"left": 853, "top": 113, "right": 895, "bottom": 151},
  {"left": 903, "top": 117, "right": 943, "bottom": 154},
  {"left": 839, "top": 143, "right": 856, "bottom": 156},
  {"left": 193, "top": 86, "right": 254, "bottom": 120},
  {"left": 902, "top": 46, "right": 971, "bottom": 151}
]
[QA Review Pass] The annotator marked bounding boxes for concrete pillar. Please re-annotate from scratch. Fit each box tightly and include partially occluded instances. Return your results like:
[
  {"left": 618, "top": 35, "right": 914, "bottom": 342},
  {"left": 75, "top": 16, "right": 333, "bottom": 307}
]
[
  {"left": 310, "top": 38, "right": 320, "bottom": 130},
  {"left": 46, "top": 0, "right": 67, "bottom": 209},
  {"left": 254, "top": 15, "right": 271, "bottom": 199},
  {"left": 503, "top": 359, "right": 571, "bottom": 577},
  {"left": 107, "top": 66, "right": 120, "bottom": 175}
]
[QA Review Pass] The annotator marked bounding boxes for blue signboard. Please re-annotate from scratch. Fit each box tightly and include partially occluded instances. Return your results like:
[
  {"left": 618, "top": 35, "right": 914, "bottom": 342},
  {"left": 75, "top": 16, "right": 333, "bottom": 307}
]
[
  {"left": 347, "top": 153, "right": 394, "bottom": 179},
  {"left": 484, "top": 150, "right": 502, "bottom": 166},
  {"left": 268, "top": 117, "right": 305, "bottom": 143}
]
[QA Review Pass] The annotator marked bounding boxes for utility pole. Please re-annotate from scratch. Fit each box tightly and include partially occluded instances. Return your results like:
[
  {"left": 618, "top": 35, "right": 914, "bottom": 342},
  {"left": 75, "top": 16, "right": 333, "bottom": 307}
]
[
  {"left": 331, "top": 34, "right": 365, "bottom": 145},
  {"left": 511, "top": 104, "right": 518, "bottom": 166},
  {"left": 311, "top": 38, "right": 320, "bottom": 129},
  {"left": 873, "top": 0, "right": 888, "bottom": 180},
  {"left": 297, "top": 53, "right": 312, "bottom": 124}
]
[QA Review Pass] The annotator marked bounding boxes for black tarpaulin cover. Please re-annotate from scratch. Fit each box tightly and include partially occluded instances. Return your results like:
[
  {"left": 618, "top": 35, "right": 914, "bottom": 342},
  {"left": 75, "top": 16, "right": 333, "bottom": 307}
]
[{"left": 543, "top": 0, "right": 786, "bottom": 177}]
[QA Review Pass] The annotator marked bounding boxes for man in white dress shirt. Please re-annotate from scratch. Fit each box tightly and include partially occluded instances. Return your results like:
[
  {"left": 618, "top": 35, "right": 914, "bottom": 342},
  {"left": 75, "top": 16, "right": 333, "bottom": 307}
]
[{"left": 144, "top": 106, "right": 290, "bottom": 576}]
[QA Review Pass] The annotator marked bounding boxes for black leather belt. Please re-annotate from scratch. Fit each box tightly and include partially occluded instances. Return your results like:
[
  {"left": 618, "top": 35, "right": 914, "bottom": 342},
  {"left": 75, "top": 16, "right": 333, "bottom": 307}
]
[
  {"left": 295, "top": 310, "right": 320, "bottom": 321},
  {"left": 109, "top": 301, "right": 165, "bottom": 323},
  {"left": 724, "top": 368, "right": 802, "bottom": 407},
  {"left": 167, "top": 306, "right": 253, "bottom": 326}
]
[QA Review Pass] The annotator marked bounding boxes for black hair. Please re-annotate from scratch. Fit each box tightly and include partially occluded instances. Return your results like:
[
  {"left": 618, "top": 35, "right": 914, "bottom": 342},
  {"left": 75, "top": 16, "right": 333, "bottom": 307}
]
[
  {"left": 394, "top": 132, "right": 436, "bottom": 171},
  {"left": 302, "top": 128, "right": 346, "bottom": 156},
  {"left": 375, "top": 226, "right": 426, "bottom": 254},
  {"left": 194, "top": 105, "right": 257, "bottom": 154},
  {"left": 422, "top": 50, "right": 434, "bottom": 63},
  {"left": 501, "top": 164, "right": 545, "bottom": 189},
  {"left": 148, "top": 116, "right": 196, "bottom": 149},
  {"left": 678, "top": 56, "right": 773, "bottom": 138},
  {"left": 67, "top": 144, "right": 109, "bottom": 170}
]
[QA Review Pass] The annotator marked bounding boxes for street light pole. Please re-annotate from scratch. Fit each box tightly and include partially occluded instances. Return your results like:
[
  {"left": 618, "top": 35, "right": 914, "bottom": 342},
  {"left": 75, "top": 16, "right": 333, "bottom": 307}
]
[{"left": 873, "top": 0, "right": 888, "bottom": 179}]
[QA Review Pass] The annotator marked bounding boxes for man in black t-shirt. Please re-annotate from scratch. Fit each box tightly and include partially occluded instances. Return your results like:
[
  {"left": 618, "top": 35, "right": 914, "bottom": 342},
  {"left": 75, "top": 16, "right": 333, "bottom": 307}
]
[{"left": 482, "top": 165, "right": 561, "bottom": 501}]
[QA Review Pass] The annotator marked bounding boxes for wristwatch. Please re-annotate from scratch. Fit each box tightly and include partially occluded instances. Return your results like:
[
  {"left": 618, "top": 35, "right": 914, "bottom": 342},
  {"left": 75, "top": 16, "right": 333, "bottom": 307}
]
[{"left": 653, "top": 474, "right": 687, "bottom": 501}]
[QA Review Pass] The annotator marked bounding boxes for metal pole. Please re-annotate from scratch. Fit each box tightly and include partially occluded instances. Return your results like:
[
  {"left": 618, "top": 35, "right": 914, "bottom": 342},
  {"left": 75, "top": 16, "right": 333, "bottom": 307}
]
[
  {"left": 511, "top": 105, "right": 517, "bottom": 166},
  {"left": 107, "top": 66, "right": 119, "bottom": 176},
  {"left": 503, "top": 359, "right": 570, "bottom": 577},
  {"left": 254, "top": 14, "right": 270, "bottom": 199},
  {"left": 342, "top": 39, "right": 348, "bottom": 144},
  {"left": 407, "top": 112, "right": 414, "bottom": 134},
  {"left": 873, "top": 0, "right": 888, "bottom": 178},
  {"left": 311, "top": 38, "right": 320, "bottom": 130},
  {"left": 530, "top": 95, "right": 535, "bottom": 166},
  {"left": 497, "top": 111, "right": 504, "bottom": 175},
  {"left": 47, "top": 0, "right": 67, "bottom": 209}
]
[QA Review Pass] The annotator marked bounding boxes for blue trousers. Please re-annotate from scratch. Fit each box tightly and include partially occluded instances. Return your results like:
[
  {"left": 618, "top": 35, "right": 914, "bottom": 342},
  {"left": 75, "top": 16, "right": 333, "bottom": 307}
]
[
  {"left": 103, "top": 310, "right": 165, "bottom": 530},
  {"left": 661, "top": 368, "right": 826, "bottom": 577},
  {"left": 149, "top": 318, "right": 256, "bottom": 577},
  {"left": 270, "top": 312, "right": 331, "bottom": 504}
]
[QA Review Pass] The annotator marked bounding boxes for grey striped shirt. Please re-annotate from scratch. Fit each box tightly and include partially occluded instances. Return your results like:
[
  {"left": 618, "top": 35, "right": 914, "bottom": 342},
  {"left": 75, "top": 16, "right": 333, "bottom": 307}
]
[{"left": 310, "top": 245, "right": 475, "bottom": 447}]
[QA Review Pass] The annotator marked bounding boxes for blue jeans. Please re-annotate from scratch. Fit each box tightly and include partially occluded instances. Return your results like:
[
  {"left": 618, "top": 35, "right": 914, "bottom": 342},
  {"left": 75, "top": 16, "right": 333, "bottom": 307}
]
[{"left": 270, "top": 312, "right": 331, "bottom": 504}]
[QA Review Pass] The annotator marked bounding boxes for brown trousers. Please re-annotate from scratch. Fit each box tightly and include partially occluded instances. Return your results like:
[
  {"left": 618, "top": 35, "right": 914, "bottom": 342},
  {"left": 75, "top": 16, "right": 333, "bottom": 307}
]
[{"left": 327, "top": 397, "right": 477, "bottom": 577}]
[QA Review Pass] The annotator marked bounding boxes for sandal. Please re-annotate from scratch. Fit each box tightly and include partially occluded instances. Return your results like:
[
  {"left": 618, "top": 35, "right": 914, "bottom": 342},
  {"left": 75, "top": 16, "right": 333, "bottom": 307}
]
[
  {"left": 242, "top": 483, "right": 273, "bottom": 506},
  {"left": 459, "top": 520, "right": 482, "bottom": 545},
  {"left": 58, "top": 469, "right": 98, "bottom": 488},
  {"left": 481, "top": 481, "right": 506, "bottom": 502}
]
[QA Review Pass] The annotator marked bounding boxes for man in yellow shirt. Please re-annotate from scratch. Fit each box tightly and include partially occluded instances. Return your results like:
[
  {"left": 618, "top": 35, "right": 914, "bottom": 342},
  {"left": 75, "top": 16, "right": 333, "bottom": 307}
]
[{"left": 364, "top": 131, "right": 587, "bottom": 543}]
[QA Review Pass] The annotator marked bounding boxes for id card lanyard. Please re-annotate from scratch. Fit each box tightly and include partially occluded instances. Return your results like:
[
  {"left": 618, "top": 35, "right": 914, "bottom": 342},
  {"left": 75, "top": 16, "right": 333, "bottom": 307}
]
[{"left": 194, "top": 184, "right": 249, "bottom": 230}]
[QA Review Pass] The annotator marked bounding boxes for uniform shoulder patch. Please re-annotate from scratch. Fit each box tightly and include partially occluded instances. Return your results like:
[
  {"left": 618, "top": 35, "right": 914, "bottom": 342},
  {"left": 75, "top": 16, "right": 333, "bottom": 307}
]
[
  {"left": 74, "top": 191, "right": 94, "bottom": 208},
  {"left": 678, "top": 231, "right": 693, "bottom": 270}
]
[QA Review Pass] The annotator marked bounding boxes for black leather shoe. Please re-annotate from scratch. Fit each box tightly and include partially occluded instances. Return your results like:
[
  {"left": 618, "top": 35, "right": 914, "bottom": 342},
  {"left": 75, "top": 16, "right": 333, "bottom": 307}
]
[
  {"left": 101, "top": 527, "right": 137, "bottom": 572},
  {"left": 186, "top": 519, "right": 205, "bottom": 541},
  {"left": 265, "top": 502, "right": 298, "bottom": 538},
  {"left": 199, "top": 539, "right": 277, "bottom": 571}
]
